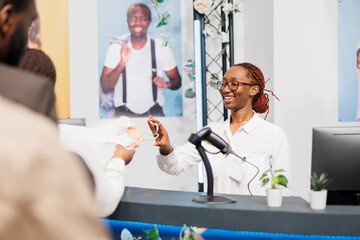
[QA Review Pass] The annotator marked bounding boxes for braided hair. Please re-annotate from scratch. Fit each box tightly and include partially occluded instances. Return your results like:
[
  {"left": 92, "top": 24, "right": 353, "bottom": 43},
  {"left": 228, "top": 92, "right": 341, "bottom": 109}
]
[
  {"left": 19, "top": 48, "right": 56, "bottom": 85},
  {"left": 233, "top": 62, "right": 279, "bottom": 118}
]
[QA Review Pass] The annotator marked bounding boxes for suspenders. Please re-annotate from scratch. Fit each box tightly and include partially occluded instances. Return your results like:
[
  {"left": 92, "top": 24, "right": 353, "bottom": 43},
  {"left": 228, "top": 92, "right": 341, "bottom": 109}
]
[
  {"left": 122, "top": 67, "right": 127, "bottom": 103},
  {"left": 150, "top": 39, "right": 157, "bottom": 102},
  {"left": 122, "top": 39, "right": 157, "bottom": 104}
]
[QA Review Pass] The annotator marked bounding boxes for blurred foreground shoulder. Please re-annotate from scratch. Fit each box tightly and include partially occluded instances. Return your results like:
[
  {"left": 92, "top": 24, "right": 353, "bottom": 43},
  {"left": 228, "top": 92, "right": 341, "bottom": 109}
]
[{"left": 0, "top": 96, "right": 110, "bottom": 240}]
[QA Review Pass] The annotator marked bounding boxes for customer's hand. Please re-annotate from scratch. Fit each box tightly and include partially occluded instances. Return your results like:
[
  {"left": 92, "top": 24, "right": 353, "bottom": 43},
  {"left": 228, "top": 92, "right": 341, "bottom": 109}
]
[{"left": 112, "top": 144, "right": 135, "bottom": 165}]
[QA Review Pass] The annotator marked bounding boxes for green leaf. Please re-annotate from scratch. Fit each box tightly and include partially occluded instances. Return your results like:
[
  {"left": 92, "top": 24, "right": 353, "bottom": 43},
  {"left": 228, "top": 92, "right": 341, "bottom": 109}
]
[
  {"left": 210, "top": 73, "right": 218, "bottom": 81},
  {"left": 143, "top": 226, "right": 161, "bottom": 240},
  {"left": 218, "top": 43, "right": 229, "bottom": 57},
  {"left": 259, "top": 172, "right": 268, "bottom": 180},
  {"left": 155, "top": 0, "right": 164, "bottom": 3},
  {"left": 310, "top": 172, "right": 331, "bottom": 191},
  {"left": 272, "top": 176, "right": 280, "bottom": 184},
  {"left": 161, "top": 37, "right": 173, "bottom": 47},
  {"left": 185, "top": 88, "right": 195, "bottom": 98},
  {"left": 209, "top": 80, "right": 217, "bottom": 89},
  {"left": 277, "top": 175, "right": 288, "bottom": 187},
  {"left": 156, "top": 12, "right": 170, "bottom": 28},
  {"left": 261, "top": 178, "right": 269, "bottom": 187},
  {"left": 261, "top": 167, "right": 289, "bottom": 188}
]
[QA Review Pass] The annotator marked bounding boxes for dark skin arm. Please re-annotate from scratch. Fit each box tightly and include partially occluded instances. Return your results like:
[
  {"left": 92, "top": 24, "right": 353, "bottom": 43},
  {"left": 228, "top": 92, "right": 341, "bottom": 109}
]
[
  {"left": 100, "top": 44, "right": 131, "bottom": 93},
  {"left": 147, "top": 115, "right": 173, "bottom": 155},
  {"left": 152, "top": 66, "right": 182, "bottom": 90}
]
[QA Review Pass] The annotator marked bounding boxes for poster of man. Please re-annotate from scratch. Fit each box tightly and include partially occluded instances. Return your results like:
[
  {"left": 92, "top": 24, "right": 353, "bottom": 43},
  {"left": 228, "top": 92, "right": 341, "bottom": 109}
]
[
  {"left": 338, "top": 0, "right": 360, "bottom": 122},
  {"left": 98, "top": 1, "right": 182, "bottom": 118}
]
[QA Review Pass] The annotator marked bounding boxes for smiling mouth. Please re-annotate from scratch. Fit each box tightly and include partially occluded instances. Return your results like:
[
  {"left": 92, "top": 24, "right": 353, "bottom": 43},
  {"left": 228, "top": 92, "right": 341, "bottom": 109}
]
[
  {"left": 133, "top": 27, "right": 143, "bottom": 32},
  {"left": 223, "top": 96, "right": 234, "bottom": 103}
]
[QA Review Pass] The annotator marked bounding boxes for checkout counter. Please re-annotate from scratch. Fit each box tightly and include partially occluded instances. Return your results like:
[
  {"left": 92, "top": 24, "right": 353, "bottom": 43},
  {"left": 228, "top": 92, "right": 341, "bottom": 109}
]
[{"left": 104, "top": 187, "right": 360, "bottom": 239}]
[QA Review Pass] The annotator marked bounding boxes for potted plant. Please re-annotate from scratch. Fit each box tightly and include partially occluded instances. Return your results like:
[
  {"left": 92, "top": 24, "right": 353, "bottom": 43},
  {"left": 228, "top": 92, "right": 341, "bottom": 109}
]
[
  {"left": 260, "top": 168, "right": 288, "bottom": 207},
  {"left": 310, "top": 172, "right": 332, "bottom": 210}
]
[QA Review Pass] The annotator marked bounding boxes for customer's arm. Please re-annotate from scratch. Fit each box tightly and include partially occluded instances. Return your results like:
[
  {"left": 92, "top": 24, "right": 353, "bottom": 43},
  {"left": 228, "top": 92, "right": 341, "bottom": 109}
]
[{"left": 96, "top": 145, "right": 135, "bottom": 217}]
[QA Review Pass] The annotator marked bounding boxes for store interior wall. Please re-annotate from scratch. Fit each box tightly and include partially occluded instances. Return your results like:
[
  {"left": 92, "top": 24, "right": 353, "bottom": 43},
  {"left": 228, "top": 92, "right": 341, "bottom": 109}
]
[
  {"left": 273, "top": 0, "right": 343, "bottom": 200},
  {"left": 67, "top": 0, "right": 356, "bottom": 199}
]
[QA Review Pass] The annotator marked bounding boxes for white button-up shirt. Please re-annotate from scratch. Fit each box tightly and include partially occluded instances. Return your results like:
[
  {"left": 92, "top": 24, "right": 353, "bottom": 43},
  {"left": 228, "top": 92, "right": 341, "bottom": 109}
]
[{"left": 157, "top": 113, "right": 291, "bottom": 196}]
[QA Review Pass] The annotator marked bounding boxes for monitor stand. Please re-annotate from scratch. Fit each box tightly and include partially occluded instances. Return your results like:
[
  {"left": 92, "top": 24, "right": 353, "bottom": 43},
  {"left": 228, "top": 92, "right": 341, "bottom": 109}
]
[{"left": 193, "top": 194, "right": 236, "bottom": 204}]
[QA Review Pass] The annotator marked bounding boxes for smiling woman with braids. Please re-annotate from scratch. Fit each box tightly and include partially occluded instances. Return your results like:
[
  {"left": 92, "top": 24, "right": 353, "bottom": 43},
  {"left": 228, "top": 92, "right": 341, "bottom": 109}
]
[{"left": 148, "top": 62, "right": 291, "bottom": 196}]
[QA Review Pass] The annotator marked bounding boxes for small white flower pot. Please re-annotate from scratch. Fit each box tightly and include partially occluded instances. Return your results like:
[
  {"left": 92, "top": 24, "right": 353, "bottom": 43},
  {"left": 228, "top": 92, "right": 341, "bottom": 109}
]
[
  {"left": 266, "top": 188, "right": 283, "bottom": 207},
  {"left": 309, "top": 189, "right": 327, "bottom": 210}
]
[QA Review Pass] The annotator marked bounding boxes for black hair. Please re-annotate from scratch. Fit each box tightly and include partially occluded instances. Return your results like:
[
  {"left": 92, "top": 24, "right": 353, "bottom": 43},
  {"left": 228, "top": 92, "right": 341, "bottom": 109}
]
[
  {"left": 357, "top": 48, "right": 360, "bottom": 57},
  {"left": 0, "top": 0, "right": 29, "bottom": 11},
  {"left": 127, "top": 3, "right": 151, "bottom": 20}
]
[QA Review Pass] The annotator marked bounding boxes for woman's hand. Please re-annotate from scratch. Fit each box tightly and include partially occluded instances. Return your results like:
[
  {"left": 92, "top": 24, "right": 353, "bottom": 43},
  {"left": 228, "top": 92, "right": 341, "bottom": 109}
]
[{"left": 147, "top": 115, "right": 173, "bottom": 155}]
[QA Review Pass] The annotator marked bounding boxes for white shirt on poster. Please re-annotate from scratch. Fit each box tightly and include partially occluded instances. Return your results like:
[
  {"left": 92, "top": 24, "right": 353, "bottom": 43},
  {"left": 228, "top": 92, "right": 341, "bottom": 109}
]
[{"left": 157, "top": 113, "right": 291, "bottom": 196}]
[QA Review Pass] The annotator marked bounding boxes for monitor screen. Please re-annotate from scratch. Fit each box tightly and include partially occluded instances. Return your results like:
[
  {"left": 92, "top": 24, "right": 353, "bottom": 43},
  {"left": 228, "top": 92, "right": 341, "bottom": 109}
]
[{"left": 311, "top": 127, "right": 360, "bottom": 205}]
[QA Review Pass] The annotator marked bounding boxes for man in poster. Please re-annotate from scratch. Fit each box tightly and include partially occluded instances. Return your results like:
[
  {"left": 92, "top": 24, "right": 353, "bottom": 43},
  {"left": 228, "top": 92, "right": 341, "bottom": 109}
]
[{"left": 100, "top": 3, "right": 181, "bottom": 118}]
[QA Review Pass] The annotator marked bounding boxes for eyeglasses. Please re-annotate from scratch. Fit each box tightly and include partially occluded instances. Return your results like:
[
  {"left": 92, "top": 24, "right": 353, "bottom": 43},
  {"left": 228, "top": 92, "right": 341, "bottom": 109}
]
[{"left": 216, "top": 81, "right": 256, "bottom": 91}]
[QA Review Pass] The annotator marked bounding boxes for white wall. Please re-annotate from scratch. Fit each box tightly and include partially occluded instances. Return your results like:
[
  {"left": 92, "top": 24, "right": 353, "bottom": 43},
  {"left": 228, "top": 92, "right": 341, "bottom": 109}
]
[
  {"left": 68, "top": 0, "right": 197, "bottom": 192},
  {"left": 242, "top": 0, "right": 274, "bottom": 122},
  {"left": 241, "top": 0, "right": 353, "bottom": 200},
  {"left": 273, "top": 0, "right": 340, "bottom": 200}
]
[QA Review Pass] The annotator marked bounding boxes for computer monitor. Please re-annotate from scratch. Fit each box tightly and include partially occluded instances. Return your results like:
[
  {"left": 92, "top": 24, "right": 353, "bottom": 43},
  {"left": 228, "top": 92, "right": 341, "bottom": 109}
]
[{"left": 311, "top": 126, "right": 360, "bottom": 205}]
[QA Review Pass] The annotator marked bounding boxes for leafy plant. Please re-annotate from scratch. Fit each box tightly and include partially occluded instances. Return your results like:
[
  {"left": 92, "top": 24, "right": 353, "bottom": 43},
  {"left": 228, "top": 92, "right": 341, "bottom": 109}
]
[
  {"left": 179, "top": 224, "right": 206, "bottom": 240},
  {"left": 260, "top": 168, "right": 288, "bottom": 189},
  {"left": 200, "top": 0, "right": 241, "bottom": 43},
  {"left": 121, "top": 224, "right": 206, "bottom": 240},
  {"left": 143, "top": 225, "right": 161, "bottom": 240},
  {"left": 311, "top": 172, "right": 332, "bottom": 191},
  {"left": 149, "top": 0, "right": 172, "bottom": 47},
  {"left": 184, "top": 1, "right": 241, "bottom": 98},
  {"left": 183, "top": 59, "right": 195, "bottom": 98}
]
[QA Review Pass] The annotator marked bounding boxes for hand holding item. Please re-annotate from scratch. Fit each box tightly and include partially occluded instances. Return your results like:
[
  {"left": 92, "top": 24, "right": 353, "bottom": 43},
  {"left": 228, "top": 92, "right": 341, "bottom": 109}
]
[
  {"left": 91, "top": 116, "right": 144, "bottom": 163},
  {"left": 147, "top": 115, "right": 173, "bottom": 155},
  {"left": 151, "top": 75, "right": 171, "bottom": 89},
  {"left": 112, "top": 144, "right": 135, "bottom": 165},
  {"left": 126, "top": 127, "right": 144, "bottom": 149},
  {"left": 120, "top": 44, "right": 131, "bottom": 65}
]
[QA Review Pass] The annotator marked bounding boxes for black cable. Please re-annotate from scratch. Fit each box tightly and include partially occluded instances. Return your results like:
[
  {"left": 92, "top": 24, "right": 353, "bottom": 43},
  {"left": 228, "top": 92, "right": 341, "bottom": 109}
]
[
  {"left": 203, "top": 148, "right": 221, "bottom": 155},
  {"left": 230, "top": 152, "right": 260, "bottom": 196},
  {"left": 204, "top": 147, "right": 259, "bottom": 196}
]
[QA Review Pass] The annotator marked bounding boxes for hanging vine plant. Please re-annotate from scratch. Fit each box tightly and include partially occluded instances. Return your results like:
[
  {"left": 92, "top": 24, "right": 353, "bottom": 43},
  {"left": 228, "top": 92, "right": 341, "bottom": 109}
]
[
  {"left": 184, "top": 0, "right": 241, "bottom": 98},
  {"left": 149, "top": 0, "right": 172, "bottom": 47}
]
